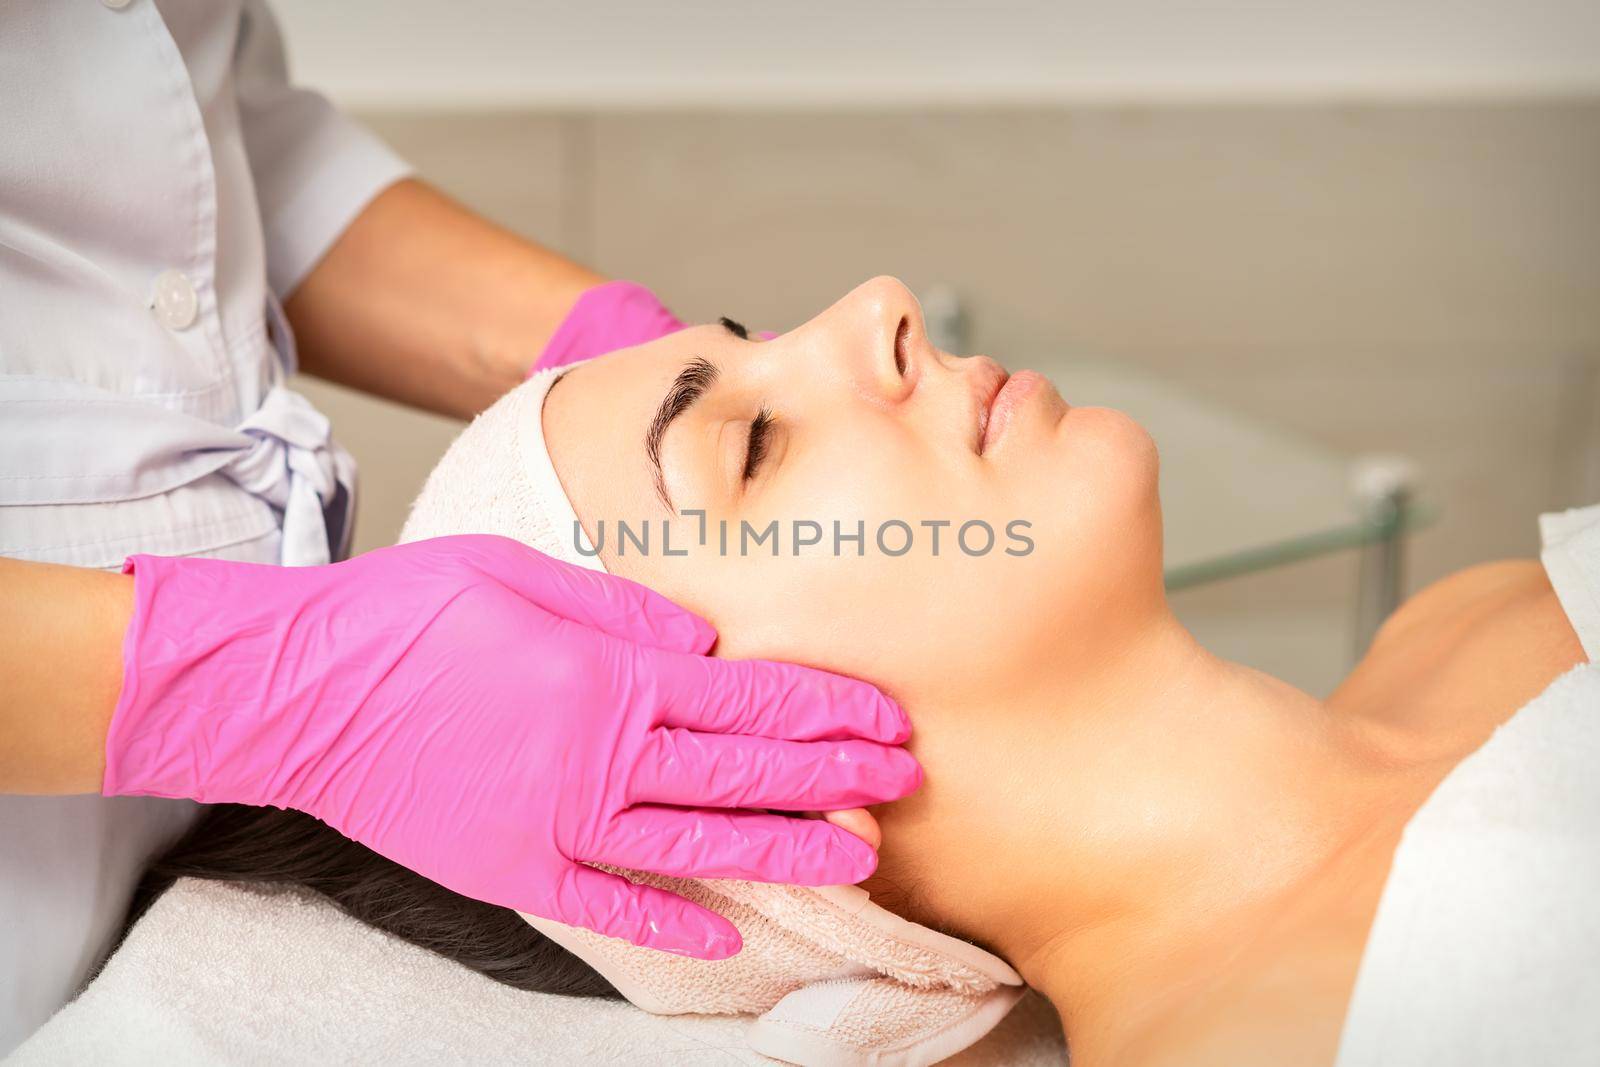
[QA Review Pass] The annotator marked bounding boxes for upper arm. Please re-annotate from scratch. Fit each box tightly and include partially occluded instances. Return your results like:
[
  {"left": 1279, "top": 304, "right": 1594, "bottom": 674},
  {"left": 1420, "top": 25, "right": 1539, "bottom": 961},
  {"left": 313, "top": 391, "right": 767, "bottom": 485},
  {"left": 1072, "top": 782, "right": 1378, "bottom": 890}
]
[{"left": 234, "top": 0, "right": 412, "bottom": 298}]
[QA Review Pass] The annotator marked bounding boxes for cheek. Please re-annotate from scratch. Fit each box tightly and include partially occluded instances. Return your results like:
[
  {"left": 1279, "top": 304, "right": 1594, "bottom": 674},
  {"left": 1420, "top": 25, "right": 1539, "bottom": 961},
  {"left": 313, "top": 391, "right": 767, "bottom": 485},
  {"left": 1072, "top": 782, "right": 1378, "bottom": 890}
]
[
  {"left": 636, "top": 413, "right": 1163, "bottom": 708},
  {"left": 1050, "top": 407, "right": 1161, "bottom": 571},
  {"left": 994, "top": 406, "right": 1165, "bottom": 646},
  {"left": 699, "top": 550, "right": 982, "bottom": 708},
  {"left": 779, "top": 423, "right": 937, "bottom": 519},
  {"left": 689, "top": 441, "right": 1029, "bottom": 704}
]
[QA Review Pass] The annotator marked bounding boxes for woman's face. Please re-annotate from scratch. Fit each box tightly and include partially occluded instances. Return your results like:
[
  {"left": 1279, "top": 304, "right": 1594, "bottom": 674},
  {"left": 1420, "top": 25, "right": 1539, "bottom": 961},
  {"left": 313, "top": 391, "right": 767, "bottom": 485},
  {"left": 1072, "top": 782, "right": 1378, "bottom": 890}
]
[{"left": 544, "top": 276, "right": 1165, "bottom": 716}]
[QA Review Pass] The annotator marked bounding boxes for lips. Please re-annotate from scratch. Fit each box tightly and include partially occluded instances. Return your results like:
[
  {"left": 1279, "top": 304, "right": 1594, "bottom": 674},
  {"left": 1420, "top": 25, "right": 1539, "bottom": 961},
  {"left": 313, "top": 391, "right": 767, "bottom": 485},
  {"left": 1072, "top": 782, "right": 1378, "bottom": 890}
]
[
  {"left": 980, "top": 370, "right": 1049, "bottom": 454},
  {"left": 969, "top": 358, "right": 1010, "bottom": 454}
]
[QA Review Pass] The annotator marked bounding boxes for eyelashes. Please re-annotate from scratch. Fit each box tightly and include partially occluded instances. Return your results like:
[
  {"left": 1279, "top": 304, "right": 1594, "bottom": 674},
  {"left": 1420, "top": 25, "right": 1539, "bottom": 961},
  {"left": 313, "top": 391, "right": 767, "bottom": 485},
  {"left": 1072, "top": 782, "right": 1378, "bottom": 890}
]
[
  {"left": 720, "top": 314, "right": 767, "bottom": 483},
  {"left": 742, "top": 406, "right": 774, "bottom": 482}
]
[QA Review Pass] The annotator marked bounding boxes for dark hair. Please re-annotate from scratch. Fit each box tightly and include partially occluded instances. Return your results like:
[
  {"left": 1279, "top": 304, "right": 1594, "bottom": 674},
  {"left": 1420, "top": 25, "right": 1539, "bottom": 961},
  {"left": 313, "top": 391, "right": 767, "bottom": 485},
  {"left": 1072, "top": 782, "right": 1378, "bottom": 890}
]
[{"left": 125, "top": 804, "right": 619, "bottom": 999}]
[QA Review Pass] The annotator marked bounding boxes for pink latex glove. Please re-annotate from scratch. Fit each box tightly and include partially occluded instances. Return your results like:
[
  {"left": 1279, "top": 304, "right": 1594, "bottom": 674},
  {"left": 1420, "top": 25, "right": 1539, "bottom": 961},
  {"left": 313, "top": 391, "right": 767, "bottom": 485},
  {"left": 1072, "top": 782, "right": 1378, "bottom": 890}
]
[
  {"left": 535, "top": 280, "right": 687, "bottom": 372},
  {"left": 104, "top": 535, "right": 919, "bottom": 959},
  {"left": 534, "top": 280, "right": 777, "bottom": 374}
]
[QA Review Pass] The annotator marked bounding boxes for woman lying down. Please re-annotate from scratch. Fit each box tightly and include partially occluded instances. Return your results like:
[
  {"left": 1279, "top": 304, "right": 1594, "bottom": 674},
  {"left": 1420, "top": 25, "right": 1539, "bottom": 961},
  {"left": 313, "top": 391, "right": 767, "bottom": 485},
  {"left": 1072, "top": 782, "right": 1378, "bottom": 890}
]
[{"left": 126, "top": 277, "right": 1598, "bottom": 1066}]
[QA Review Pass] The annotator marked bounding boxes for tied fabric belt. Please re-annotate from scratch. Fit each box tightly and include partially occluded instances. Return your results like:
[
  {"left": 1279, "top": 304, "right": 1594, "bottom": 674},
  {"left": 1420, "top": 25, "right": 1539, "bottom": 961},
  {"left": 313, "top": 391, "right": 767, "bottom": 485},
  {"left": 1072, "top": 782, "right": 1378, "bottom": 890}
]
[
  {"left": 220, "top": 385, "right": 355, "bottom": 566},
  {"left": 0, "top": 379, "right": 356, "bottom": 567}
]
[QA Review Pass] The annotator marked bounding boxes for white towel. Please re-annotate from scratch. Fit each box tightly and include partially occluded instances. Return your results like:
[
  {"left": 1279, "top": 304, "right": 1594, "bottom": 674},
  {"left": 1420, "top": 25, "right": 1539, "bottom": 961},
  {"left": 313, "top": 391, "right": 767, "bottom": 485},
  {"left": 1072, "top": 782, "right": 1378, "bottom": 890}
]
[
  {"left": 1337, "top": 503, "right": 1600, "bottom": 1064},
  {"left": 1337, "top": 505, "right": 1600, "bottom": 1062},
  {"left": 8, "top": 877, "right": 1067, "bottom": 1066},
  {"left": 1335, "top": 661, "right": 1600, "bottom": 1066}
]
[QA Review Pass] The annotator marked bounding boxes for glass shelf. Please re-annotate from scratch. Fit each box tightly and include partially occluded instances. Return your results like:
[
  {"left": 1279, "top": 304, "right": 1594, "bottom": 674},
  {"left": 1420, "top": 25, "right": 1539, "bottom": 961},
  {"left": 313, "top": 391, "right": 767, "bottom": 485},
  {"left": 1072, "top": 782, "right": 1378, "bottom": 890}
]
[{"left": 1035, "top": 362, "right": 1436, "bottom": 591}]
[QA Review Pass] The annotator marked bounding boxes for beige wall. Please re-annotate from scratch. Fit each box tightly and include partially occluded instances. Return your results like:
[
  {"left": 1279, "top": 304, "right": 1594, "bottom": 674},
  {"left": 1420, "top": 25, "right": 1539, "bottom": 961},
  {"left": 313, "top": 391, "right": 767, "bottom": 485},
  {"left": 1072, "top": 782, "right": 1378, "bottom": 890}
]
[
  {"left": 292, "top": 99, "right": 1600, "bottom": 691},
  {"left": 271, "top": 0, "right": 1600, "bottom": 107}
]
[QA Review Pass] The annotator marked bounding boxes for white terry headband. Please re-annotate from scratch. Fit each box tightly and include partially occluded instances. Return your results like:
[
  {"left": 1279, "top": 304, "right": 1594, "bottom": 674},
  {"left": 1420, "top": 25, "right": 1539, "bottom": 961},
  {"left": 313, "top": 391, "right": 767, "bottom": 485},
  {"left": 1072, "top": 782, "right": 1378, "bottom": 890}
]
[
  {"left": 400, "top": 368, "right": 1025, "bottom": 1067},
  {"left": 401, "top": 368, "right": 603, "bottom": 573},
  {"left": 512, "top": 368, "right": 605, "bottom": 572}
]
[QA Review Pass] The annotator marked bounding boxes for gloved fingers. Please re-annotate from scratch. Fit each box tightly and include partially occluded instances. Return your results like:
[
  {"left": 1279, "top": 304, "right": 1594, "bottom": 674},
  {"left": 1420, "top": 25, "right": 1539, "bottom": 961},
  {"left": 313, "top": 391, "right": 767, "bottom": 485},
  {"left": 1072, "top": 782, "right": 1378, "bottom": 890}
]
[
  {"left": 534, "top": 280, "right": 689, "bottom": 372},
  {"left": 550, "top": 863, "right": 741, "bottom": 960},
  {"left": 654, "top": 653, "right": 911, "bottom": 744},
  {"left": 629, "top": 727, "right": 922, "bottom": 810},
  {"left": 470, "top": 536, "right": 716, "bottom": 654},
  {"left": 586, "top": 807, "right": 880, "bottom": 885}
]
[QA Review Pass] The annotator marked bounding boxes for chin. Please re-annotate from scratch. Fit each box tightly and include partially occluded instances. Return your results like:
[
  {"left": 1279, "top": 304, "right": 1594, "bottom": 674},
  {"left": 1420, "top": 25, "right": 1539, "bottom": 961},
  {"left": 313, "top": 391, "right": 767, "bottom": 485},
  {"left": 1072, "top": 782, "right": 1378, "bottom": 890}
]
[
  {"left": 1070, "top": 402, "right": 1156, "bottom": 460},
  {"left": 1055, "top": 405, "right": 1160, "bottom": 499},
  {"left": 1051, "top": 406, "right": 1165, "bottom": 586}
]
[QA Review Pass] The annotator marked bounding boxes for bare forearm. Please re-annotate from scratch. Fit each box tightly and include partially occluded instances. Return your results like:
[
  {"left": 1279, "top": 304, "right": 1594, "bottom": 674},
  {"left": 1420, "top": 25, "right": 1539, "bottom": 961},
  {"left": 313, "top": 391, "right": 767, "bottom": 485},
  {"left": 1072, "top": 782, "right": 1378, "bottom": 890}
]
[
  {"left": 0, "top": 558, "right": 133, "bottom": 793},
  {"left": 284, "top": 178, "right": 606, "bottom": 419}
]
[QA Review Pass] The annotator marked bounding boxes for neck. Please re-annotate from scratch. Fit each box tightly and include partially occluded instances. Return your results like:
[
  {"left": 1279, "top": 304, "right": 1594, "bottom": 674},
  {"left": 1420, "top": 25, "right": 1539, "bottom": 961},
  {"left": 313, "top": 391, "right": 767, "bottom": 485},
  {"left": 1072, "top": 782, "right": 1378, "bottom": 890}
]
[{"left": 886, "top": 611, "right": 1401, "bottom": 1065}]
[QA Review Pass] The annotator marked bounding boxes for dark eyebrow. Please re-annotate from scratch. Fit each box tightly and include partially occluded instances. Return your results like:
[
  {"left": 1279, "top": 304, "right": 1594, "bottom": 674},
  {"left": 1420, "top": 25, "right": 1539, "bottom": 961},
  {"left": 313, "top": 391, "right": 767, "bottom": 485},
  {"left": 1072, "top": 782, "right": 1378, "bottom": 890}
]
[{"left": 645, "top": 356, "right": 719, "bottom": 510}]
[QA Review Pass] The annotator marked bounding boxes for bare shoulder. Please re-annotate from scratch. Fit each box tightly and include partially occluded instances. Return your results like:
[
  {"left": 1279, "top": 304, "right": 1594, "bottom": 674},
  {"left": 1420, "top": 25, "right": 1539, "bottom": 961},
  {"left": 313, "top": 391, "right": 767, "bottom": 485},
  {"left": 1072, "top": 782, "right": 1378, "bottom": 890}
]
[{"left": 1331, "top": 559, "right": 1587, "bottom": 750}]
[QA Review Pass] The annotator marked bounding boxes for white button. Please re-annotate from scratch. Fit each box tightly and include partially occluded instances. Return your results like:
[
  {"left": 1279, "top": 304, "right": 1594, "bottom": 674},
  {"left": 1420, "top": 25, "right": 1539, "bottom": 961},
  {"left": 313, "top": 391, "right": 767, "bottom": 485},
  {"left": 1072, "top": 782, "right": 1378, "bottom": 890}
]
[
  {"left": 103, "top": 0, "right": 133, "bottom": 9},
  {"left": 151, "top": 270, "right": 198, "bottom": 331}
]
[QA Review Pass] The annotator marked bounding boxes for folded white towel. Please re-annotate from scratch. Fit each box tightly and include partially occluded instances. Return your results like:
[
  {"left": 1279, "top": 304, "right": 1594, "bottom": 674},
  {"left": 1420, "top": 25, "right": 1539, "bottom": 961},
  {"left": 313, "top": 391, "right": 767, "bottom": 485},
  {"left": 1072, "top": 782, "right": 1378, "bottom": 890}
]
[
  {"left": 1335, "top": 661, "right": 1600, "bottom": 1066},
  {"left": 9, "top": 877, "right": 1067, "bottom": 1066}
]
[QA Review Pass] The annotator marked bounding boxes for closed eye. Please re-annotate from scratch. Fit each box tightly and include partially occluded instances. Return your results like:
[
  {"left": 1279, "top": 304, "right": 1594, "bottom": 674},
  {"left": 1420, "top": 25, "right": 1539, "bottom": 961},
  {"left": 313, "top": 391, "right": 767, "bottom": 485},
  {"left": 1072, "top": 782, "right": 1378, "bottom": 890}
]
[
  {"left": 719, "top": 316, "right": 750, "bottom": 340},
  {"left": 743, "top": 406, "right": 775, "bottom": 482}
]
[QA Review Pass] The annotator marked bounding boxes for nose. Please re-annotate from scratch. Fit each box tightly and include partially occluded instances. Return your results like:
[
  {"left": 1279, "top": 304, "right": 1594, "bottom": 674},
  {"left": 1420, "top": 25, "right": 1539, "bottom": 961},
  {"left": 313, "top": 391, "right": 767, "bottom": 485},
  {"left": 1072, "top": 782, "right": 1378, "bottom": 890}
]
[{"left": 829, "top": 276, "right": 927, "bottom": 404}]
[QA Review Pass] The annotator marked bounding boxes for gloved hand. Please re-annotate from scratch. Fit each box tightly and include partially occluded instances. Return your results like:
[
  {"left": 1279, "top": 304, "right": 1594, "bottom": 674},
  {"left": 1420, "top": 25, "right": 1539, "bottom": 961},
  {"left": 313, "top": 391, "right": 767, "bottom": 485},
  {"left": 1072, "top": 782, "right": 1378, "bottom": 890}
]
[
  {"left": 104, "top": 535, "right": 919, "bottom": 959},
  {"left": 535, "top": 280, "right": 688, "bottom": 372},
  {"left": 535, "top": 280, "right": 777, "bottom": 374}
]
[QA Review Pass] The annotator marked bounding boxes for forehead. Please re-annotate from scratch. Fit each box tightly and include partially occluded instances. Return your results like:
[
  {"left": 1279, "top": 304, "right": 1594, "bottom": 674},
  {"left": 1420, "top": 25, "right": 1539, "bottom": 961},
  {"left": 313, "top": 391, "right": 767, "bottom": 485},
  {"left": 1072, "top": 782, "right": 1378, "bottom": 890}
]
[
  {"left": 548, "top": 334, "right": 682, "bottom": 437},
  {"left": 541, "top": 331, "right": 705, "bottom": 573}
]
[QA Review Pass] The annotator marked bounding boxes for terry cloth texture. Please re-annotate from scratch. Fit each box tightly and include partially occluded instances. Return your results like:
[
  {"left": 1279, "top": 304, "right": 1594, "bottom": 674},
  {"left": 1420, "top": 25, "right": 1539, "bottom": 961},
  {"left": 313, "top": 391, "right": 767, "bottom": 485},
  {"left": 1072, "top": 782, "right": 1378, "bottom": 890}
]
[{"left": 11, "top": 877, "right": 1067, "bottom": 1066}]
